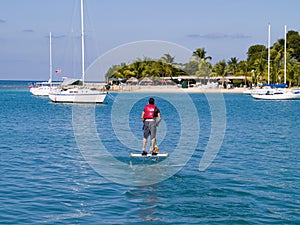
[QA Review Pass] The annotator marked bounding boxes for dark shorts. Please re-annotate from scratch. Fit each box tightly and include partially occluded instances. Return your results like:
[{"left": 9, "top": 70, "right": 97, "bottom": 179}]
[{"left": 143, "top": 121, "right": 156, "bottom": 139}]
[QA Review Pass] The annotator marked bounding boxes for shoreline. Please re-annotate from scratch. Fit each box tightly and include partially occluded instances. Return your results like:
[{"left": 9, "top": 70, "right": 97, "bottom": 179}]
[{"left": 107, "top": 85, "right": 247, "bottom": 94}]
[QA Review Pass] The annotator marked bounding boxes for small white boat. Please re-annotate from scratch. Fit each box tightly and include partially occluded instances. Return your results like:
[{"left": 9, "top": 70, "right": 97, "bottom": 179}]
[
  {"left": 30, "top": 32, "right": 55, "bottom": 96},
  {"left": 49, "top": 87, "right": 107, "bottom": 103},
  {"left": 30, "top": 81, "right": 54, "bottom": 96},
  {"left": 252, "top": 89, "right": 300, "bottom": 100}
]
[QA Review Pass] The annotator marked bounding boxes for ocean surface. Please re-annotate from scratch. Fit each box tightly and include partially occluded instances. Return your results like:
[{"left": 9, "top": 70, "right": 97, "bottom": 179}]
[{"left": 0, "top": 80, "right": 299, "bottom": 224}]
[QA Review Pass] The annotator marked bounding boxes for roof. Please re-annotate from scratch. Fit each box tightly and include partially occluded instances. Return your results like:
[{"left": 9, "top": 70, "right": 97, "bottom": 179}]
[
  {"left": 126, "top": 77, "right": 139, "bottom": 83},
  {"left": 61, "top": 77, "right": 81, "bottom": 86},
  {"left": 139, "top": 77, "right": 153, "bottom": 82}
]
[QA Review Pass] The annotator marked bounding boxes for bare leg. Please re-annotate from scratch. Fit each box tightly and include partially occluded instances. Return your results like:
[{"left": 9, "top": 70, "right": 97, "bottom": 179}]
[
  {"left": 142, "top": 137, "right": 147, "bottom": 152},
  {"left": 150, "top": 138, "right": 156, "bottom": 152}
]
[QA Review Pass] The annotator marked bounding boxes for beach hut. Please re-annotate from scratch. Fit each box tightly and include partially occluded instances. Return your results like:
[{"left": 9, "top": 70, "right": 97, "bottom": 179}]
[
  {"left": 126, "top": 77, "right": 139, "bottom": 85},
  {"left": 139, "top": 77, "right": 153, "bottom": 86}
]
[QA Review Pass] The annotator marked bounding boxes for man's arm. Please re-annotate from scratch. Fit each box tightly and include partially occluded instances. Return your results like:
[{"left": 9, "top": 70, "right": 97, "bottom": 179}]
[
  {"left": 156, "top": 112, "right": 161, "bottom": 126},
  {"left": 141, "top": 111, "right": 145, "bottom": 121}
]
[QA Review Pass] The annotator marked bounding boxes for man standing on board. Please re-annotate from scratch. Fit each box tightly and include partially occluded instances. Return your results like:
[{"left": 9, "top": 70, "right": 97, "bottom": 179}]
[{"left": 141, "top": 97, "right": 161, "bottom": 155}]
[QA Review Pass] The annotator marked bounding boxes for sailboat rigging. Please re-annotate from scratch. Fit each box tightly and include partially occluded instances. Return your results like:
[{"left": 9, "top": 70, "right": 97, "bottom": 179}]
[
  {"left": 30, "top": 32, "right": 56, "bottom": 96},
  {"left": 48, "top": 0, "right": 107, "bottom": 103},
  {"left": 251, "top": 25, "right": 300, "bottom": 100}
]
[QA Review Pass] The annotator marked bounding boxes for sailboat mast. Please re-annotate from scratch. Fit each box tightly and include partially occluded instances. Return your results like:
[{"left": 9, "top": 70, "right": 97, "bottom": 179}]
[
  {"left": 284, "top": 25, "right": 287, "bottom": 85},
  {"left": 80, "top": 0, "right": 85, "bottom": 86},
  {"left": 268, "top": 23, "right": 271, "bottom": 85},
  {"left": 49, "top": 32, "right": 53, "bottom": 85}
]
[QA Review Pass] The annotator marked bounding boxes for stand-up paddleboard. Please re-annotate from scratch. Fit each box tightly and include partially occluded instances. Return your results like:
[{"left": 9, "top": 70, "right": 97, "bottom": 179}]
[{"left": 130, "top": 153, "right": 169, "bottom": 157}]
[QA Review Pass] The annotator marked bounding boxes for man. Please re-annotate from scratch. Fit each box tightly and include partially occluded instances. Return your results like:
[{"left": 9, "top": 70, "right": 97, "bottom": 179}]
[{"left": 141, "top": 97, "right": 161, "bottom": 155}]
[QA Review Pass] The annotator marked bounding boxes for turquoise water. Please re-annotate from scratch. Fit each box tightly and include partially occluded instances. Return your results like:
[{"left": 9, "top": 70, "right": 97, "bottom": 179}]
[{"left": 0, "top": 81, "right": 299, "bottom": 224}]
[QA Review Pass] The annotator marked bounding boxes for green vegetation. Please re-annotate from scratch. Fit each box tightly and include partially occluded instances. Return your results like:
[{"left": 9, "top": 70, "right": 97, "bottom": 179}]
[
  {"left": 105, "top": 54, "right": 187, "bottom": 80},
  {"left": 105, "top": 30, "right": 300, "bottom": 87}
]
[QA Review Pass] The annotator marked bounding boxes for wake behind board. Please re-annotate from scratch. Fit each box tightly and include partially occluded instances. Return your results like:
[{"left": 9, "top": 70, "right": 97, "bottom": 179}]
[{"left": 130, "top": 153, "right": 169, "bottom": 157}]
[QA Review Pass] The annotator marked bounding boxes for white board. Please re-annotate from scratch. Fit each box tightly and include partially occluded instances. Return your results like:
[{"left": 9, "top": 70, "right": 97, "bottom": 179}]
[{"left": 130, "top": 153, "right": 169, "bottom": 157}]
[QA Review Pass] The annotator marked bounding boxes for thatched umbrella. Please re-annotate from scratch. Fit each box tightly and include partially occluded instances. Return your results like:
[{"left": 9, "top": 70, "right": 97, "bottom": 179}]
[
  {"left": 126, "top": 77, "right": 139, "bottom": 85},
  {"left": 139, "top": 77, "right": 153, "bottom": 85}
]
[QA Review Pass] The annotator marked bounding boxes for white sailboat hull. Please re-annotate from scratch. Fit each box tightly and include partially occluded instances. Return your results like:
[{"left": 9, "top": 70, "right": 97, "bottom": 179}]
[
  {"left": 30, "top": 86, "right": 51, "bottom": 96},
  {"left": 252, "top": 90, "right": 300, "bottom": 100},
  {"left": 244, "top": 88, "right": 271, "bottom": 95},
  {"left": 49, "top": 87, "right": 107, "bottom": 103},
  {"left": 30, "top": 81, "right": 60, "bottom": 96}
]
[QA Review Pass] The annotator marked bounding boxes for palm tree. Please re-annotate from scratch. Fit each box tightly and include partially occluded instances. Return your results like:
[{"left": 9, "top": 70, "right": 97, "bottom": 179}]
[
  {"left": 150, "top": 61, "right": 163, "bottom": 78},
  {"left": 212, "top": 60, "right": 227, "bottom": 88},
  {"left": 192, "top": 48, "right": 212, "bottom": 63},
  {"left": 160, "top": 53, "right": 175, "bottom": 64},
  {"left": 288, "top": 57, "right": 300, "bottom": 86},
  {"left": 227, "top": 57, "right": 239, "bottom": 74},
  {"left": 183, "top": 60, "right": 198, "bottom": 75},
  {"left": 213, "top": 60, "right": 227, "bottom": 77},
  {"left": 196, "top": 61, "right": 211, "bottom": 79},
  {"left": 130, "top": 61, "right": 145, "bottom": 78},
  {"left": 192, "top": 48, "right": 212, "bottom": 83},
  {"left": 253, "top": 58, "right": 267, "bottom": 84},
  {"left": 237, "top": 60, "right": 249, "bottom": 74},
  {"left": 236, "top": 60, "right": 251, "bottom": 85}
]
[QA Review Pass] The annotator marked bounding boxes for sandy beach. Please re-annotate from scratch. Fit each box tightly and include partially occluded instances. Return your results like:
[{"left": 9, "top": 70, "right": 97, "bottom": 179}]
[{"left": 107, "top": 85, "right": 247, "bottom": 93}]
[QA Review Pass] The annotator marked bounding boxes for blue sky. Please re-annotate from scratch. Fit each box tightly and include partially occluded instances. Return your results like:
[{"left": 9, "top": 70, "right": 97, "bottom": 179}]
[{"left": 1, "top": 0, "right": 300, "bottom": 81}]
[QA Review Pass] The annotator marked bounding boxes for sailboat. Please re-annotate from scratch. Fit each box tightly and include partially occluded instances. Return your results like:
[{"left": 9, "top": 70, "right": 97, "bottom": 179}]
[
  {"left": 251, "top": 25, "right": 300, "bottom": 100},
  {"left": 30, "top": 32, "right": 56, "bottom": 96},
  {"left": 48, "top": 0, "right": 107, "bottom": 104},
  {"left": 244, "top": 24, "right": 274, "bottom": 95}
]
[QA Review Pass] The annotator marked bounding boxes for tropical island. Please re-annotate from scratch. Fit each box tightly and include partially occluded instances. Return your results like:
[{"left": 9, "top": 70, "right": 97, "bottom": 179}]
[{"left": 105, "top": 30, "right": 300, "bottom": 89}]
